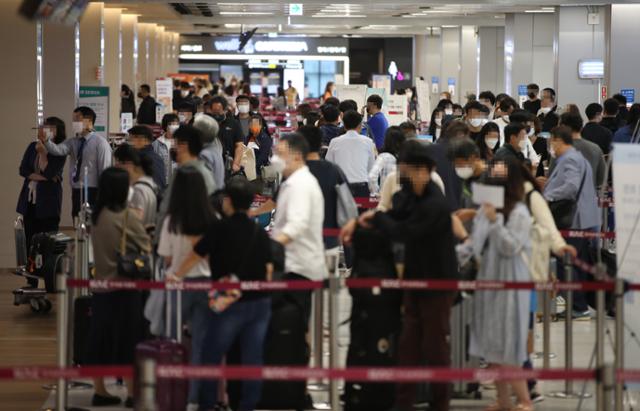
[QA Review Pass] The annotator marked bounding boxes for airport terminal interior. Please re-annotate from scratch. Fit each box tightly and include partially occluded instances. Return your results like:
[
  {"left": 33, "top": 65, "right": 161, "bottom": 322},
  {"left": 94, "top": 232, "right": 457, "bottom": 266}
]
[{"left": 2, "top": 0, "right": 640, "bottom": 410}]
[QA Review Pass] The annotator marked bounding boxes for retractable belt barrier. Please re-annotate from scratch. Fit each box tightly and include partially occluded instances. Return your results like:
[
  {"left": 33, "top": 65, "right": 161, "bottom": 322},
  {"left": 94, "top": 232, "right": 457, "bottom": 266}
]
[
  {"left": 66, "top": 277, "right": 629, "bottom": 292},
  {"left": 560, "top": 230, "right": 616, "bottom": 239}
]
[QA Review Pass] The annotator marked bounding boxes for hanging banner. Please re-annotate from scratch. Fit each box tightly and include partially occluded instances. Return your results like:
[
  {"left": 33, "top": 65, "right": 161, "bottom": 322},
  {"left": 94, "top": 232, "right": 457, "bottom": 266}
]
[
  {"left": 335, "top": 84, "right": 367, "bottom": 111},
  {"left": 612, "top": 143, "right": 640, "bottom": 382},
  {"left": 155, "top": 78, "right": 174, "bottom": 123},
  {"left": 385, "top": 94, "right": 408, "bottom": 126},
  {"left": 415, "top": 78, "right": 432, "bottom": 122},
  {"left": 518, "top": 84, "right": 528, "bottom": 106},
  {"left": 431, "top": 76, "right": 439, "bottom": 94},
  {"left": 447, "top": 77, "right": 456, "bottom": 97},
  {"left": 78, "top": 86, "right": 109, "bottom": 139},
  {"left": 120, "top": 113, "right": 133, "bottom": 133}
]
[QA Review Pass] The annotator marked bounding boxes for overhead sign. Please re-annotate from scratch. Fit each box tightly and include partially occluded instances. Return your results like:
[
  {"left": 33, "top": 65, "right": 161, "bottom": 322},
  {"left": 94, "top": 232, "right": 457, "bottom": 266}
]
[
  {"left": 612, "top": 143, "right": 640, "bottom": 374},
  {"left": 78, "top": 86, "right": 109, "bottom": 138},
  {"left": 621, "top": 89, "right": 635, "bottom": 105},
  {"left": 447, "top": 77, "right": 456, "bottom": 96},
  {"left": 335, "top": 84, "right": 367, "bottom": 112},
  {"left": 385, "top": 94, "right": 408, "bottom": 126},
  {"left": 289, "top": 3, "right": 303, "bottom": 16},
  {"left": 181, "top": 36, "right": 349, "bottom": 57},
  {"left": 518, "top": 84, "right": 528, "bottom": 106},
  {"left": 431, "top": 76, "right": 439, "bottom": 94},
  {"left": 155, "top": 78, "right": 174, "bottom": 124}
]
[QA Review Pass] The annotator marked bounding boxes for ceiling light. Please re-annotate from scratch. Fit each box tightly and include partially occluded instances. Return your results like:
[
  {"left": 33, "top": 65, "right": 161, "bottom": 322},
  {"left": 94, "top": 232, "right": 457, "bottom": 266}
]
[
  {"left": 442, "top": 25, "right": 459, "bottom": 28},
  {"left": 219, "top": 11, "right": 274, "bottom": 15},
  {"left": 224, "top": 23, "right": 241, "bottom": 28},
  {"left": 312, "top": 14, "right": 366, "bottom": 18},
  {"left": 524, "top": 9, "right": 555, "bottom": 13}
]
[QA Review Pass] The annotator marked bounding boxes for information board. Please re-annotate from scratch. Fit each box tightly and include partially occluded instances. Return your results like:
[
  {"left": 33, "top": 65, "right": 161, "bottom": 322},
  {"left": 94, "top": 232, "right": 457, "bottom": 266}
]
[
  {"left": 385, "top": 94, "right": 408, "bottom": 126},
  {"left": 415, "top": 78, "right": 432, "bottom": 122},
  {"left": 621, "top": 89, "right": 635, "bottom": 105},
  {"left": 78, "top": 86, "right": 109, "bottom": 139},
  {"left": 155, "top": 78, "right": 174, "bottom": 124},
  {"left": 335, "top": 84, "right": 367, "bottom": 112}
]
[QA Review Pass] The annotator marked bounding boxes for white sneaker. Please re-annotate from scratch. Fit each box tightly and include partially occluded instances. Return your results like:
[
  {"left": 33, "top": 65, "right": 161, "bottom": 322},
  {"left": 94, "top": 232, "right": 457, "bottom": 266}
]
[{"left": 556, "top": 296, "right": 566, "bottom": 307}]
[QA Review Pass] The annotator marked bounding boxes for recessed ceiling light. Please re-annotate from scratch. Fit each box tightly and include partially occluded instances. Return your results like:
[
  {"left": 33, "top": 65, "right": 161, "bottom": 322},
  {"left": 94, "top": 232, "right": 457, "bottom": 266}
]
[
  {"left": 442, "top": 25, "right": 459, "bottom": 28},
  {"left": 524, "top": 9, "right": 555, "bottom": 13},
  {"left": 312, "top": 14, "right": 366, "bottom": 18},
  {"left": 219, "top": 11, "right": 274, "bottom": 15}
]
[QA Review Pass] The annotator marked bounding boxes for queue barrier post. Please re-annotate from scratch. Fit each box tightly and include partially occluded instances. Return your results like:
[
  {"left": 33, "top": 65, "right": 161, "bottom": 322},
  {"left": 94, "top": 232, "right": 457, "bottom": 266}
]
[
  {"left": 614, "top": 278, "right": 625, "bottom": 411},
  {"left": 137, "top": 358, "right": 157, "bottom": 411},
  {"left": 328, "top": 273, "right": 342, "bottom": 411},
  {"left": 595, "top": 262, "right": 608, "bottom": 411},
  {"left": 308, "top": 287, "right": 328, "bottom": 392},
  {"left": 601, "top": 364, "right": 615, "bottom": 411},
  {"left": 55, "top": 269, "right": 69, "bottom": 410}
]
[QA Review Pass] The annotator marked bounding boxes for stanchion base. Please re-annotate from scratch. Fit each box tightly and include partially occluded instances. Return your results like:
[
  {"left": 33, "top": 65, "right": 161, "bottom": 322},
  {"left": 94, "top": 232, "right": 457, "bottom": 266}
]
[
  {"left": 42, "top": 408, "right": 90, "bottom": 411},
  {"left": 312, "top": 401, "right": 332, "bottom": 410},
  {"left": 548, "top": 391, "right": 593, "bottom": 399},
  {"left": 533, "top": 352, "right": 557, "bottom": 360},
  {"left": 307, "top": 382, "right": 330, "bottom": 391},
  {"left": 42, "top": 381, "right": 93, "bottom": 391}
]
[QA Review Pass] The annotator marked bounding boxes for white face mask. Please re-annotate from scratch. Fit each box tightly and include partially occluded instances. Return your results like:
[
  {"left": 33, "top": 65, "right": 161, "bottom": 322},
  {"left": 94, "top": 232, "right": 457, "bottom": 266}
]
[
  {"left": 296, "top": 115, "right": 303, "bottom": 123},
  {"left": 527, "top": 128, "right": 535, "bottom": 138},
  {"left": 549, "top": 145, "right": 556, "bottom": 158},
  {"left": 178, "top": 113, "right": 187, "bottom": 124},
  {"left": 469, "top": 118, "right": 484, "bottom": 128},
  {"left": 238, "top": 104, "right": 250, "bottom": 114},
  {"left": 270, "top": 154, "right": 286, "bottom": 174},
  {"left": 168, "top": 124, "right": 179, "bottom": 135},
  {"left": 485, "top": 138, "right": 499, "bottom": 149},
  {"left": 72, "top": 121, "right": 84, "bottom": 136},
  {"left": 455, "top": 166, "right": 474, "bottom": 180},
  {"left": 435, "top": 118, "right": 443, "bottom": 127},
  {"left": 181, "top": 90, "right": 189, "bottom": 98},
  {"left": 406, "top": 91, "right": 413, "bottom": 98},
  {"left": 444, "top": 109, "right": 453, "bottom": 116},
  {"left": 540, "top": 107, "right": 552, "bottom": 115},
  {"left": 518, "top": 138, "right": 528, "bottom": 152},
  {"left": 44, "top": 128, "right": 54, "bottom": 140}
]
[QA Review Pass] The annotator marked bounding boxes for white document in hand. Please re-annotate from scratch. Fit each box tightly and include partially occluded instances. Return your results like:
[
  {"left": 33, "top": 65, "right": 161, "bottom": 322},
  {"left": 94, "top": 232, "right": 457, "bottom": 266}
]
[{"left": 471, "top": 182, "right": 505, "bottom": 209}]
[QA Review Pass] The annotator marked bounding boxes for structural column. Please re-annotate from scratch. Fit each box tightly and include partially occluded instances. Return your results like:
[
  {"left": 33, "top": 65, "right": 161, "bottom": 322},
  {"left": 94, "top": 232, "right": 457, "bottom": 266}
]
[
  {"left": 460, "top": 26, "right": 479, "bottom": 101},
  {"left": 607, "top": 4, "right": 640, "bottom": 102},
  {"left": 137, "top": 23, "right": 152, "bottom": 87},
  {"left": 440, "top": 27, "right": 461, "bottom": 103},
  {"left": 104, "top": 8, "right": 122, "bottom": 133},
  {"left": 43, "top": 22, "right": 76, "bottom": 227},
  {"left": 0, "top": 0, "right": 37, "bottom": 266},
  {"left": 504, "top": 12, "right": 555, "bottom": 97},
  {"left": 478, "top": 26, "right": 505, "bottom": 94},
  {"left": 121, "top": 14, "right": 138, "bottom": 94},
  {"left": 79, "top": 2, "right": 104, "bottom": 86}
]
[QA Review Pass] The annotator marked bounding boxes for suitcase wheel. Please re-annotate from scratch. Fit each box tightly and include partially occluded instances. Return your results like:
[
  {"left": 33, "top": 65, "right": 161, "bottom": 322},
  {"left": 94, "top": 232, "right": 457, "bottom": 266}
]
[{"left": 29, "top": 298, "right": 52, "bottom": 313}]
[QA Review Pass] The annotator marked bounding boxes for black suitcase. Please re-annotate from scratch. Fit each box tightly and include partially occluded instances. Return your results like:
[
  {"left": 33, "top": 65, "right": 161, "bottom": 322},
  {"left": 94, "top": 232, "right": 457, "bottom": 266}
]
[
  {"left": 73, "top": 295, "right": 92, "bottom": 365},
  {"left": 28, "top": 232, "right": 71, "bottom": 292},
  {"left": 256, "top": 296, "right": 309, "bottom": 410},
  {"left": 344, "top": 226, "right": 402, "bottom": 411}
]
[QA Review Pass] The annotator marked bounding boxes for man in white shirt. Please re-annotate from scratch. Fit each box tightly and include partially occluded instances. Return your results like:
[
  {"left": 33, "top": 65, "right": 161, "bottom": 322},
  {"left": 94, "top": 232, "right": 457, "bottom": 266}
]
[
  {"left": 272, "top": 132, "right": 326, "bottom": 327},
  {"left": 325, "top": 110, "right": 376, "bottom": 197}
]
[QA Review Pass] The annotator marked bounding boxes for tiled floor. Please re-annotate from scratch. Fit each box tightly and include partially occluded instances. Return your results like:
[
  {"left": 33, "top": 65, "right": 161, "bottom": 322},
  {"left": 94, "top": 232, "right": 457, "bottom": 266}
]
[{"left": 37, "top": 285, "right": 637, "bottom": 411}]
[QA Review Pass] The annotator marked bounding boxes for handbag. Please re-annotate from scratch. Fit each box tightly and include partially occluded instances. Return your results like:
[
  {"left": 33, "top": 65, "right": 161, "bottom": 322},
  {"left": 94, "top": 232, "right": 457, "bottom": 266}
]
[
  {"left": 336, "top": 182, "right": 359, "bottom": 226},
  {"left": 525, "top": 191, "right": 553, "bottom": 282},
  {"left": 548, "top": 166, "right": 587, "bottom": 229},
  {"left": 116, "top": 209, "right": 152, "bottom": 279}
]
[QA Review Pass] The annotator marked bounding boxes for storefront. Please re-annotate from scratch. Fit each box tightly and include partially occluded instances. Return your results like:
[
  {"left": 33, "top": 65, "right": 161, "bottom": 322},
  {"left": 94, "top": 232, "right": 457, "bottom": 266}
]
[{"left": 178, "top": 35, "right": 349, "bottom": 98}]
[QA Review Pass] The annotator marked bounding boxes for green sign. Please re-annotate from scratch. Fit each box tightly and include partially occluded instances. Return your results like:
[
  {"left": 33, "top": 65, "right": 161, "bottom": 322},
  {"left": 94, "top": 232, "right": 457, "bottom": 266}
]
[{"left": 78, "top": 86, "right": 109, "bottom": 137}]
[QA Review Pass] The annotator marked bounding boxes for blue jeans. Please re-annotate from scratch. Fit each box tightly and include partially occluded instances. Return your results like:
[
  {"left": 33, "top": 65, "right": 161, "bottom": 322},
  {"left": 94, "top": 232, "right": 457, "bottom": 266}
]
[
  {"left": 180, "top": 284, "right": 212, "bottom": 404},
  {"left": 199, "top": 297, "right": 271, "bottom": 410}
]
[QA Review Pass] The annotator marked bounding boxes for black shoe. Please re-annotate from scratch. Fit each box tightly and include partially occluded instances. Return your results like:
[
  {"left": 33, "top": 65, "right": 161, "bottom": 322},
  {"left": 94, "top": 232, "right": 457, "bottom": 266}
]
[
  {"left": 91, "top": 393, "right": 122, "bottom": 407},
  {"left": 125, "top": 396, "right": 134, "bottom": 408}
]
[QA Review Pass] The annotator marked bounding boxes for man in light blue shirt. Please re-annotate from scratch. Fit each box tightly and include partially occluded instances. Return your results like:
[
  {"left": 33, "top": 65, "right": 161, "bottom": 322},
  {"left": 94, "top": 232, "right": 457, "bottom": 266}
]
[
  {"left": 543, "top": 125, "right": 600, "bottom": 319},
  {"left": 42, "top": 106, "right": 113, "bottom": 218}
]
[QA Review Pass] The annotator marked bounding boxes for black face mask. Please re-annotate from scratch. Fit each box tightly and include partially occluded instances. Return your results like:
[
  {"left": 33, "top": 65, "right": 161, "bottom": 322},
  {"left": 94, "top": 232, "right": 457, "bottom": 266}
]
[
  {"left": 170, "top": 148, "right": 177, "bottom": 162},
  {"left": 399, "top": 175, "right": 413, "bottom": 191},
  {"left": 137, "top": 92, "right": 143, "bottom": 99},
  {"left": 527, "top": 92, "right": 537, "bottom": 99},
  {"left": 213, "top": 114, "right": 225, "bottom": 123}
]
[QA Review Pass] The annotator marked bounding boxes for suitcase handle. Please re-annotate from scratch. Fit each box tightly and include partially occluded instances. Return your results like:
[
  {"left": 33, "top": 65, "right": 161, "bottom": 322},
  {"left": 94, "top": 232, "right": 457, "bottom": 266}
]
[{"left": 159, "top": 258, "right": 182, "bottom": 343}]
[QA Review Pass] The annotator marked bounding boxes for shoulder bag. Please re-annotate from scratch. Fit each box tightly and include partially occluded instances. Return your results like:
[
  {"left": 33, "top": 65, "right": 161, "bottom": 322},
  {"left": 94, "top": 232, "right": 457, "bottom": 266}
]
[
  {"left": 548, "top": 164, "right": 587, "bottom": 229},
  {"left": 116, "top": 209, "right": 152, "bottom": 279}
]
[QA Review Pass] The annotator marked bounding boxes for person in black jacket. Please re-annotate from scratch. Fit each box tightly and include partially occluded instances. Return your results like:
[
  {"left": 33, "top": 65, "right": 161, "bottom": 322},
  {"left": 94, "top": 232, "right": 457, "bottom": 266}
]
[
  {"left": 582, "top": 103, "right": 613, "bottom": 155},
  {"left": 136, "top": 84, "right": 157, "bottom": 125},
  {"left": 341, "top": 139, "right": 458, "bottom": 411},
  {"left": 538, "top": 88, "right": 559, "bottom": 132},
  {"left": 17, "top": 117, "right": 67, "bottom": 286},
  {"left": 127, "top": 125, "right": 166, "bottom": 188},
  {"left": 120, "top": 84, "right": 136, "bottom": 119}
]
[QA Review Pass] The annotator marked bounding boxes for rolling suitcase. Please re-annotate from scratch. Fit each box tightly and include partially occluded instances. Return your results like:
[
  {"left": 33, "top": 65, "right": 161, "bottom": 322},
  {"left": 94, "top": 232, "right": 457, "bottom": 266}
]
[
  {"left": 134, "top": 289, "right": 188, "bottom": 411},
  {"left": 28, "top": 232, "right": 72, "bottom": 292},
  {"left": 256, "top": 295, "right": 309, "bottom": 410},
  {"left": 344, "top": 226, "right": 402, "bottom": 411}
]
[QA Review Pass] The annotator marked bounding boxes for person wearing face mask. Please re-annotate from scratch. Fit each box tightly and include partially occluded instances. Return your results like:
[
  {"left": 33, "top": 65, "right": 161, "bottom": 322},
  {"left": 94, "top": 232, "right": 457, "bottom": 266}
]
[
  {"left": 326, "top": 111, "right": 376, "bottom": 198},
  {"left": 543, "top": 126, "right": 599, "bottom": 320},
  {"left": 582, "top": 103, "right": 613, "bottom": 155},
  {"left": 476, "top": 122, "right": 501, "bottom": 161},
  {"left": 17, "top": 117, "right": 67, "bottom": 287},
  {"left": 121, "top": 84, "right": 137, "bottom": 120},
  {"left": 205, "top": 96, "right": 244, "bottom": 174},
  {"left": 537, "top": 88, "right": 559, "bottom": 132},
  {"left": 491, "top": 96, "right": 518, "bottom": 145},
  {"left": 448, "top": 138, "right": 488, "bottom": 224},
  {"left": 464, "top": 101, "right": 490, "bottom": 141},
  {"left": 366, "top": 94, "right": 389, "bottom": 150},
  {"left": 235, "top": 95, "right": 253, "bottom": 137},
  {"left": 452, "top": 104, "right": 464, "bottom": 117},
  {"left": 173, "top": 81, "right": 194, "bottom": 111},
  {"left": 523, "top": 83, "right": 541, "bottom": 116},
  {"left": 558, "top": 112, "right": 606, "bottom": 190},
  {"left": 271, "top": 133, "right": 327, "bottom": 330},
  {"left": 154, "top": 113, "right": 179, "bottom": 184},
  {"left": 136, "top": 84, "right": 158, "bottom": 126},
  {"left": 244, "top": 115, "right": 273, "bottom": 178},
  {"left": 509, "top": 110, "right": 542, "bottom": 169},
  {"left": 193, "top": 113, "right": 225, "bottom": 191},
  {"left": 127, "top": 125, "right": 167, "bottom": 189},
  {"left": 41, "top": 106, "right": 112, "bottom": 219},
  {"left": 428, "top": 108, "right": 445, "bottom": 140},
  {"left": 341, "top": 140, "right": 458, "bottom": 411},
  {"left": 177, "top": 103, "right": 196, "bottom": 125},
  {"left": 494, "top": 123, "right": 528, "bottom": 164},
  {"left": 478, "top": 91, "right": 497, "bottom": 119}
]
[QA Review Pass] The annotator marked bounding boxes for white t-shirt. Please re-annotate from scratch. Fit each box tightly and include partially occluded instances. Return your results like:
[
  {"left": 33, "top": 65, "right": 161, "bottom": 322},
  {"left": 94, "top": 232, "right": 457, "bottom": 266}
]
[{"left": 157, "top": 217, "right": 211, "bottom": 279}]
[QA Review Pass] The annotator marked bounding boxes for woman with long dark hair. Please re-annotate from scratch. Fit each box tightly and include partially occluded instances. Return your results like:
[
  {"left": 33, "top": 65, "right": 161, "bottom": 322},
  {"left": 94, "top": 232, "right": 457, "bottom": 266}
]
[
  {"left": 157, "top": 166, "right": 217, "bottom": 405},
  {"left": 476, "top": 121, "right": 501, "bottom": 161},
  {"left": 428, "top": 107, "right": 445, "bottom": 140},
  {"left": 88, "top": 167, "right": 150, "bottom": 407},
  {"left": 464, "top": 159, "right": 533, "bottom": 411},
  {"left": 17, "top": 116, "right": 67, "bottom": 284},
  {"left": 121, "top": 84, "right": 137, "bottom": 119},
  {"left": 368, "top": 126, "right": 406, "bottom": 194}
]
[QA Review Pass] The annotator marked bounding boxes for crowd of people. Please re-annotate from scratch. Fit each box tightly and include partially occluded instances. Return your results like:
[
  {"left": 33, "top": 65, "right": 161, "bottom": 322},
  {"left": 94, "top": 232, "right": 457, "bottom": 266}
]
[{"left": 16, "top": 76, "right": 626, "bottom": 411}]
